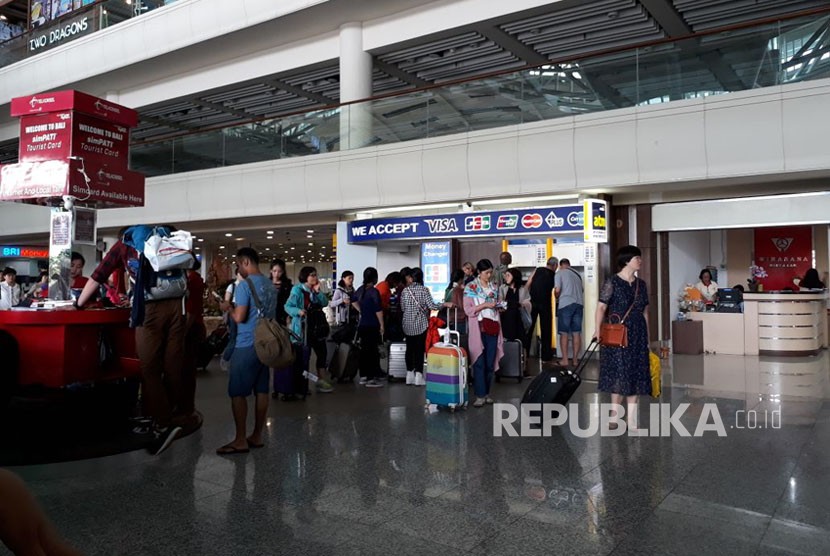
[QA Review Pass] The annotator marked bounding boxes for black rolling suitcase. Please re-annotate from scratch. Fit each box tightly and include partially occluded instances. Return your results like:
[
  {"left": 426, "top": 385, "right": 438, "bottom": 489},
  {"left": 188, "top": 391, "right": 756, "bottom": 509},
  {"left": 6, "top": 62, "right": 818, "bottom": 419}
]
[
  {"left": 521, "top": 339, "right": 598, "bottom": 413},
  {"left": 273, "top": 319, "right": 310, "bottom": 401}
]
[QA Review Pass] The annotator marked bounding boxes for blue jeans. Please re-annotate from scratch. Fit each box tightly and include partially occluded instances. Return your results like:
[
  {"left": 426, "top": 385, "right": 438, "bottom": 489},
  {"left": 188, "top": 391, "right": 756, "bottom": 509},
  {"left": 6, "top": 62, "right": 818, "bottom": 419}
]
[{"left": 473, "top": 333, "right": 498, "bottom": 398}]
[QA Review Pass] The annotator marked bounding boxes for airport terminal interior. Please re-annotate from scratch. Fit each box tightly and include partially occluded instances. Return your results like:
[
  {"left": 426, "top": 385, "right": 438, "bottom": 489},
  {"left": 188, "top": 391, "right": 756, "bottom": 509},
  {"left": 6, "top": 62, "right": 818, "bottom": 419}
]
[{"left": 1, "top": 0, "right": 830, "bottom": 554}]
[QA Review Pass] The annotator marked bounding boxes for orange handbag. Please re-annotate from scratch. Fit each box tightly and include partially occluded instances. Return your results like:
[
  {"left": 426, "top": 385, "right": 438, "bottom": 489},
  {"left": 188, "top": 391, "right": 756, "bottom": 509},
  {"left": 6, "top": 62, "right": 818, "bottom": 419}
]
[{"left": 600, "top": 279, "right": 639, "bottom": 348}]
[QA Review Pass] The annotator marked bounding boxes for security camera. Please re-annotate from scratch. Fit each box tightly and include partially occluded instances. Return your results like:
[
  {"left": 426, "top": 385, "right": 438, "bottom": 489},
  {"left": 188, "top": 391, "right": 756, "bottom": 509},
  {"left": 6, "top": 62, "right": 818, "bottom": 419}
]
[{"left": 62, "top": 195, "right": 74, "bottom": 211}]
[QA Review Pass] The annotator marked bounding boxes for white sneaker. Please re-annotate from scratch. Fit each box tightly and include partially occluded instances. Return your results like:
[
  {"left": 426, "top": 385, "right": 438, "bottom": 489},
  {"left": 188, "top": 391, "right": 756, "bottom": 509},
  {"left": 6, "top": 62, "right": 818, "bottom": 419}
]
[
  {"left": 406, "top": 371, "right": 415, "bottom": 385},
  {"left": 358, "top": 376, "right": 368, "bottom": 385},
  {"left": 414, "top": 372, "right": 426, "bottom": 387}
]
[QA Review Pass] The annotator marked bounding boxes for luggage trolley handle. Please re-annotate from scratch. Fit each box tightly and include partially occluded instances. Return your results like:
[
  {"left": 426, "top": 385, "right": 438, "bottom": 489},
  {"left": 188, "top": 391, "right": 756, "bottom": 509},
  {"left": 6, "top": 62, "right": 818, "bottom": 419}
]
[
  {"left": 571, "top": 339, "right": 600, "bottom": 378},
  {"left": 446, "top": 307, "right": 462, "bottom": 346}
]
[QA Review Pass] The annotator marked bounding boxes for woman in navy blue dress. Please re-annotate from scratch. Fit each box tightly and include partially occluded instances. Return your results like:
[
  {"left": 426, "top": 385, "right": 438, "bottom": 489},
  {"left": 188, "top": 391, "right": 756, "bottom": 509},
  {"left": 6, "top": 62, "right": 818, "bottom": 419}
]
[{"left": 593, "top": 245, "right": 651, "bottom": 431}]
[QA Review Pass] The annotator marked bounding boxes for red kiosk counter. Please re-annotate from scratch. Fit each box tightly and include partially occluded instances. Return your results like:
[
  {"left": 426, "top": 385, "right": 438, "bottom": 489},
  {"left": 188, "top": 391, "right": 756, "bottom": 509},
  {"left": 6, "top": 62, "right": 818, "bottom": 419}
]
[{"left": 0, "top": 308, "right": 139, "bottom": 389}]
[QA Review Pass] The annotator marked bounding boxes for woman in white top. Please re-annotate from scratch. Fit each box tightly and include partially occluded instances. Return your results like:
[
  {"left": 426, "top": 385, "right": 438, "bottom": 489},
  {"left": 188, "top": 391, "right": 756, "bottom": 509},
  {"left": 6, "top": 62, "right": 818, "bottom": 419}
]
[{"left": 695, "top": 269, "right": 718, "bottom": 302}]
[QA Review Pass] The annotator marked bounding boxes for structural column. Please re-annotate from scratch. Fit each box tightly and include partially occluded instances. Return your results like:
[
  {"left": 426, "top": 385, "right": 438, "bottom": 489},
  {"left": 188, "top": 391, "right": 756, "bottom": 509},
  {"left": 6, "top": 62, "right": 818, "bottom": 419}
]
[{"left": 339, "top": 22, "right": 373, "bottom": 150}]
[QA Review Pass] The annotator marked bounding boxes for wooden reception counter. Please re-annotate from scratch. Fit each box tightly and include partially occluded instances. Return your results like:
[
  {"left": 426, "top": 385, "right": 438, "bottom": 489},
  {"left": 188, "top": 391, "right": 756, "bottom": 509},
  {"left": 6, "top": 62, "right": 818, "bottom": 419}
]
[
  {"left": 744, "top": 292, "right": 827, "bottom": 356},
  {"left": 686, "top": 292, "right": 827, "bottom": 356}
]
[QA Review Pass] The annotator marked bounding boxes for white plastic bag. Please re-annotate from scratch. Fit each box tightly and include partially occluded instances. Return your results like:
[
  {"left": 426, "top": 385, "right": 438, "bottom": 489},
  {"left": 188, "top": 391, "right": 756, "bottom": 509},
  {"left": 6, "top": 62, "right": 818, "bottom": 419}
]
[{"left": 144, "top": 230, "right": 193, "bottom": 271}]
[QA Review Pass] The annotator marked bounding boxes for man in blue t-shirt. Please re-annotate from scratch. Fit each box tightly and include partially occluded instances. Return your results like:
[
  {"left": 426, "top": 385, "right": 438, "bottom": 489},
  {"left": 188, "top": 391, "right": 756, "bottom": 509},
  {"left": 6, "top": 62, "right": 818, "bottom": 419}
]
[{"left": 217, "top": 247, "right": 276, "bottom": 455}]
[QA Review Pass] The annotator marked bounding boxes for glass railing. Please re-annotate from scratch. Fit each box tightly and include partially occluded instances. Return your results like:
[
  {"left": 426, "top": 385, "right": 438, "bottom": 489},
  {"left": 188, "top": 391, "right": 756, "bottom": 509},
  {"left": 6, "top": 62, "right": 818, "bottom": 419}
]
[
  {"left": 0, "top": 0, "right": 175, "bottom": 69},
  {"left": 130, "top": 13, "right": 830, "bottom": 178}
]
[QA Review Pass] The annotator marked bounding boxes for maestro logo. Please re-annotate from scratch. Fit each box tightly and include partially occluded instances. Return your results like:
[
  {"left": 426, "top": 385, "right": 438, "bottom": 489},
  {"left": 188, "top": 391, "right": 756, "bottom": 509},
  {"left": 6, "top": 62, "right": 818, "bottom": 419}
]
[
  {"left": 772, "top": 237, "right": 794, "bottom": 252},
  {"left": 522, "top": 213, "right": 543, "bottom": 229}
]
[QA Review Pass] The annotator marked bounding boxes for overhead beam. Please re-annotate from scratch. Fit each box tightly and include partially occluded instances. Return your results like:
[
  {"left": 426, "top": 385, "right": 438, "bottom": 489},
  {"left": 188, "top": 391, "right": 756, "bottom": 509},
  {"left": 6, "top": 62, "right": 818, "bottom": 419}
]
[
  {"left": 475, "top": 25, "right": 548, "bottom": 66},
  {"left": 191, "top": 98, "right": 257, "bottom": 121},
  {"left": 374, "top": 59, "right": 431, "bottom": 87},
  {"left": 640, "top": 0, "right": 746, "bottom": 92},
  {"left": 269, "top": 78, "right": 335, "bottom": 105},
  {"left": 374, "top": 59, "right": 471, "bottom": 128},
  {"left": 137, "top": 114, "right": 198, "bottom": 134}
]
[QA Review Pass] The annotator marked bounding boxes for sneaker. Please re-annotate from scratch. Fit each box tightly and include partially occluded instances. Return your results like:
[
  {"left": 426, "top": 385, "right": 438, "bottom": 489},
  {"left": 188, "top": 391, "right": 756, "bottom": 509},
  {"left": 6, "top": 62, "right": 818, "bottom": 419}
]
[
  {"left": 149, "top": 426, "right": 182, "bottom": 456},
  {"left": 406, "top": 371, "right": 415, "bottom": 385},
  {"left": 485, "top": 397, "right": 494, "bottom": 405},
  {"left": 358, "top": 376, "right": 368, "bottom": 385},
  {"left": 132, "top": 423, "right": 152, "bottom": 435},
  {"left": 219, "top": 358, "right": 231, "bottom": 372},
  {"left": 473, "top": 398, "right": 485, "bottom": 408},
  {"left": 317, "top": 380, "right": 334, "bottom": 393},
  {"left": 414, "top": 372, "right": 426, "bottom": 387},
  {"left": 365, "top": 379, "right": 384, "bottom": 388}
]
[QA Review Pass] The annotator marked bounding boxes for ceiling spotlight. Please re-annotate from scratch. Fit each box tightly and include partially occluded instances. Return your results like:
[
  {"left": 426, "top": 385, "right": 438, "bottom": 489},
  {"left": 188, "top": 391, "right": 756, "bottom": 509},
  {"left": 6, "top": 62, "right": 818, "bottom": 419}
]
[
  {"left": 266, "top": 230, "right": 274, "bottom": 234},
  {"left": 291, "top": 247, "right": 295, "bottom": 250},
  {"left": 235, "top": 237, "right": 244, "bottom": 241},
  {"left": 197, "top": 238, "right": 204, "bottom": 242},
  {"left": 307, "top": 229, "right": 314, "bottom": 233},
  {"left": 225, "top": 233, "right": 232, "bottom": 237},
  {"left": 308, "top": 242, "right": 314, "bottom": 246},
  {"left": 220, "top": 246, "right": 225, "bottom": 249},
  {"left": 266, "top": 248, "right": 271, "bottom": 251},
  {"left": 306, "top": 235, "right": 313, "bottom": 239},
  {"left": 195, "top": 246, "right": 200, "bottom": 250}
]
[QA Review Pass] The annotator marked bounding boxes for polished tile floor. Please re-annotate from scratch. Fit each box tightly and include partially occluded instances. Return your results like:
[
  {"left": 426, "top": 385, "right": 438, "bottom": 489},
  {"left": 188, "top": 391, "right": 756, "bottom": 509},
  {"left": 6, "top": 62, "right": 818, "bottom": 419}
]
[{"left": 3, "top": 351, "right": 830, "bottom": 556}]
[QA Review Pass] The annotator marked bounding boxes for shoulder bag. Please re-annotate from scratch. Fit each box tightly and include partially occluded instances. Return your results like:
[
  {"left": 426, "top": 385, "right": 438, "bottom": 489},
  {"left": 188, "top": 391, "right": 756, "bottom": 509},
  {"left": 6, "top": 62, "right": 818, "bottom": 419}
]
[
  {"left": 600, "top": 278, "right": 639, "bottom": 348},
  {"left": 245, "top": 278, "right": 295, "bottom": 367}
]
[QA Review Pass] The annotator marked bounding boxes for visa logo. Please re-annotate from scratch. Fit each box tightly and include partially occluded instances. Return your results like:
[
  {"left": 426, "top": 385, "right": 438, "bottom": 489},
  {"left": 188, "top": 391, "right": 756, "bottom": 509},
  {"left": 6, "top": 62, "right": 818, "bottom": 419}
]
[{"left": 425, "top": 218, "right": 459, "bottom": 234}]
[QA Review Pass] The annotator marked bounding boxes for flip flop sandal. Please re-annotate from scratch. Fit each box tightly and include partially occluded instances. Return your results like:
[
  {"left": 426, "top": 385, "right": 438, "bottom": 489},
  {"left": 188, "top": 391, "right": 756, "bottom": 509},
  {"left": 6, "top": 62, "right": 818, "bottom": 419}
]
[
  {"left": 216, "top": 444, "right": 250, "bottom": 455},
  {"left": 247, "top": 439, "right": 265, "bottom": 449}
]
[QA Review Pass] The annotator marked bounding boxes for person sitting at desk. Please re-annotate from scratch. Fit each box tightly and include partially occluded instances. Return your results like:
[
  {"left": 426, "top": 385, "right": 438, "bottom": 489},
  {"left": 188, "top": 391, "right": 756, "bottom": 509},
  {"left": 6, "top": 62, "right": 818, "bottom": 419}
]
[
  {"left": 70, "top": 252, "right": 88, "bottom": 289},
  {"left": 800, "top": 268, "right": 826, "bottom": 290},
  {"left": 695, "top": 269, "right": 718, "bottom": 302},
  {"left": 0, "top": 268, "right": 21, "bottom": 310}
]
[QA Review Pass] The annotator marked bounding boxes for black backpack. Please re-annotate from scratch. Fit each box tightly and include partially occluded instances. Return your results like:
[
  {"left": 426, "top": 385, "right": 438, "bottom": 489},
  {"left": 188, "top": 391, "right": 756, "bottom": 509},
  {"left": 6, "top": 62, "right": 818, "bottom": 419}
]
[{"left": 303, "top": 290, "right": 330, "bottom": 341}]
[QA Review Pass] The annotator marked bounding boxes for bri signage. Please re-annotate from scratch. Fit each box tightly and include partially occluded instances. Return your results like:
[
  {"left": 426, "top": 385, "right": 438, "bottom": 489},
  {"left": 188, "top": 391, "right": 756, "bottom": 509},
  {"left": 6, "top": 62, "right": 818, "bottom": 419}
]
[{"left": 348, "top": 205, "right": 584, "bottom": 243}]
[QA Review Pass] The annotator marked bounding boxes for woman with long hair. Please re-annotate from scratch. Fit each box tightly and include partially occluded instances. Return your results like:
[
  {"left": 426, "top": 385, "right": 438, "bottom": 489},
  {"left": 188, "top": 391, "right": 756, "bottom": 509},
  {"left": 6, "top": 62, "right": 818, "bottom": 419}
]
[
  {"left": 463, "top": 259, "right": 504, "bottom": 407},
  {"left": 270, "top": 259, "right": 293, "bottom": 326},
  {"left": 353, "top": 267, "right": 385, "bottom": 388},
  {"left": 285, "top": 266, "right": 334, "bottom": 394},
  {"left": 800, "top": 268, "right": 826, "bottom": 290},
  {"left": 593, "top": 245, "right": 651, "bottom": 431},
  {"left": 499, "top": 267, "right": 531, "bottom": 375},
  {"left": 329, "top": 270, "right": 357, "bottom": 328}
]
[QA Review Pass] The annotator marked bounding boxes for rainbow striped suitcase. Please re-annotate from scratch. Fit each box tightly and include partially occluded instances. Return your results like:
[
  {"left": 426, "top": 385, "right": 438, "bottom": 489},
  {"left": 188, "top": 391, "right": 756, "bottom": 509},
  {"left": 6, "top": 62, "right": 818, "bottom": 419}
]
[{"left": 425, "top": 331, "right": 468, "bottom": 411}]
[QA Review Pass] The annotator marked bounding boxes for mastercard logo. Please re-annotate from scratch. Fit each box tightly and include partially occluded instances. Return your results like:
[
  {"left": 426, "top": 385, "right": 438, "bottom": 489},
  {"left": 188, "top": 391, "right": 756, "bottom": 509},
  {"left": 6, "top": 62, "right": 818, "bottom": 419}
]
[{"left": 522, "top": 213, "right": 543, "bottom": 229}]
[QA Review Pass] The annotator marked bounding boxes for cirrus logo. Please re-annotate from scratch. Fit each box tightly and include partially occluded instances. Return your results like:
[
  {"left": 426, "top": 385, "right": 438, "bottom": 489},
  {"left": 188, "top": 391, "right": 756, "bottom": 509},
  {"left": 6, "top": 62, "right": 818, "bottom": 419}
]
[{"left": 567, "top": 211, "right": 583, "bottom": 227}]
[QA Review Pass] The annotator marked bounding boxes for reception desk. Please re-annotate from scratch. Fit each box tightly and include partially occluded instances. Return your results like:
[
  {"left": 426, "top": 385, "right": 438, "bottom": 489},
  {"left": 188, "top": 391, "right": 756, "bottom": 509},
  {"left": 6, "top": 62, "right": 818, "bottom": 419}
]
[
  {"left": 683, "top": 292, "right": 827, "bottom": 356},
  {"left": 744, "top": 292, "right": 827, "bottom": 356}
]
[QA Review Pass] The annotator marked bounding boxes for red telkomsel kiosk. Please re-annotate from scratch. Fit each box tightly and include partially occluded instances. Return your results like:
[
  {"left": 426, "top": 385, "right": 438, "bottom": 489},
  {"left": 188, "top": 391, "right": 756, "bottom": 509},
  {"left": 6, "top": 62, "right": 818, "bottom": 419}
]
[{"left": 0, "top": 90, "right": 145, "bottom": 405}]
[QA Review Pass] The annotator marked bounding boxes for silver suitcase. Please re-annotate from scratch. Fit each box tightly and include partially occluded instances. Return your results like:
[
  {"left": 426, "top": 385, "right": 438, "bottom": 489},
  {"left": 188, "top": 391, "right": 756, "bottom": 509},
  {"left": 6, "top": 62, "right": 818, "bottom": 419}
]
[
  {"left": 387, "top": 341, "right": 408, "bottom": 380},
  {"left": 497, "top": 339, "right": 524, "bottom": 383}
]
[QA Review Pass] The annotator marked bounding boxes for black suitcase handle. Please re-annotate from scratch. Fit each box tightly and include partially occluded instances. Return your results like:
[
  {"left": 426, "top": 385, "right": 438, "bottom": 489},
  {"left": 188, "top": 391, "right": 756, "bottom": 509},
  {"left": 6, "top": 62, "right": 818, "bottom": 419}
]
[{"left": 571, "top": 339, "right": 600, "bottom": 378}]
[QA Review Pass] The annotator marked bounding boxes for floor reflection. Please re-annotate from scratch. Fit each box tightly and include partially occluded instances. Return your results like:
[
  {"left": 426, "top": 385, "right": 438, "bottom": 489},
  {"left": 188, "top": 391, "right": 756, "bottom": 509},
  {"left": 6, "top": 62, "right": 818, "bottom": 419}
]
[{"left": 3, "top": 351, "right": 829, "bottom": 556}]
